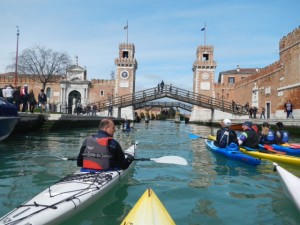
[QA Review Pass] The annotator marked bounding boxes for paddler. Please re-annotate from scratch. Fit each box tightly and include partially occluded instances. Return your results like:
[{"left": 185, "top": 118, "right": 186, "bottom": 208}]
[
  {"left": 238, "top": 121, "right": 260, "bottom": 148},
  {"left": 77, "top": 118, "right": 134, "bottom": 171}
]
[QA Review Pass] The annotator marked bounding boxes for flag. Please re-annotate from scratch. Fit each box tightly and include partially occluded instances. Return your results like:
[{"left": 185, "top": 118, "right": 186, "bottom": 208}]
[
  {"left": 201, "top": 27, "right": 205, "bottom": 31},
  {"left": 124, "top": 25, "right": 128, "bottom": 30}
]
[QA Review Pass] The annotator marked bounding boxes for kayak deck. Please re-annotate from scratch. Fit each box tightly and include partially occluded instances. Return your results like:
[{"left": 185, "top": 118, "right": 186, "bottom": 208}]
[
  {"left": 240, "top": 147, "right": 300, "bottom": 167},
  {"left": 273, "top": 163, "right": 300, "bottom": 211},
  {"left": 121, "top": 188, "right": 176, "bottom": 225},
  {"left": 0, "top": 143, "right": 137, "bottom": 225},
  {"left": 205, "top": 140, "right": 261, "bottom": 166}
]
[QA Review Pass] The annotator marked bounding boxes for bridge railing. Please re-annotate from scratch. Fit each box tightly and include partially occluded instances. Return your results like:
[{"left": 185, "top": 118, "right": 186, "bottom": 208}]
[{"left": 92, "top": 84, "right": 246, "bottom": 115}]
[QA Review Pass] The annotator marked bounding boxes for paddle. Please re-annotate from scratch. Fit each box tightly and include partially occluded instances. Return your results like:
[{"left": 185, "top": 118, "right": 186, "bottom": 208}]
[
  {"left": 188, "top": 133, "right": 216, "bottom": 140},
  {"left": 56, "top": 156, "right": 188, "bottom": 166},
  {"left": 263, "top": 144, "right": 286, "bottom": 155},
  {"left": 134, "top": 156, "right": 188, "bottom": 166}
]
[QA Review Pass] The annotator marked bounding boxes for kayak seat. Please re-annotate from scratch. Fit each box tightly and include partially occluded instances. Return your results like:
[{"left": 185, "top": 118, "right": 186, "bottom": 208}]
[{"left": 227, "top": 142, "right": 239, "bottom": 151}]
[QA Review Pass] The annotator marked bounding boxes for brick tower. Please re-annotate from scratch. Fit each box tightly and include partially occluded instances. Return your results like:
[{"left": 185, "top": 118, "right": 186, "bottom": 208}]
[
  {"left": 114, "top": 43, "right": 138, "bottom": 119},
  {"left": 190, "top": 45, "right": 217, "bottom": 121}
]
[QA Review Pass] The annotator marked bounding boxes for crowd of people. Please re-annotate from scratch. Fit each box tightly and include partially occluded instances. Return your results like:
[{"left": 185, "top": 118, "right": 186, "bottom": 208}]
[
  {"left": 214, "top": 119, "right": 289, "bottom": 149},
  {"left": 74, "top": 102, "right": 98, "bottom": 116},
  {"left": 0, "top": 84, "right": 48, "bottom": 113},
  {"left": 231, "top": 100, "right": 295, "bottom": 120}
]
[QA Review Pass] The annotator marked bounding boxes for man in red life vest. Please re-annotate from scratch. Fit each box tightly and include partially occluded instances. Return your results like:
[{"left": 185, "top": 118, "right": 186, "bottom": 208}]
[{"left": 77, "top": 118, "right": 133, "bottom": 170}]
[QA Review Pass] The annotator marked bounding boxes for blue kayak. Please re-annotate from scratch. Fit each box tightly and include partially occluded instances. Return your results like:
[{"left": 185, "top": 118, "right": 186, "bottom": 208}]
[
  {"left": 259, "top": 144, "right": 300, "bottom": 156},
  {"left": 205, "top": 140, "right": 261, "bottom": 166}
]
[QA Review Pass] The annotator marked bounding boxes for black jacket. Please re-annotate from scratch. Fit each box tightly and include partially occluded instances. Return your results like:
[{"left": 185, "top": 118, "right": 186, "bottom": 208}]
[{"left": 214, "top": 127, "right": 238, "bottom": 147}]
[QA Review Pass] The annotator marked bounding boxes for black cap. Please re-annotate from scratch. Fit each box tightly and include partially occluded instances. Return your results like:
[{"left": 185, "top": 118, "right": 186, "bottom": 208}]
[
  {"left": 276, "top": 122, "right": 284, "bottom": 129},
  {"left": 262, "top": 122, "right": 269, "bottom": 127}
]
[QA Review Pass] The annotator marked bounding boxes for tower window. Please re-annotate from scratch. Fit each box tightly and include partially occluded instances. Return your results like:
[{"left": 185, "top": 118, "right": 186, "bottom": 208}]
[
  {"left": 202, "top": 53, "right": 209, "bottom": 61},
  {"left": 100, "top": 90, "right": 104, "bottom": 96},
  {"left": 122, "top": 51, "right": 129, "bottom": 58}
]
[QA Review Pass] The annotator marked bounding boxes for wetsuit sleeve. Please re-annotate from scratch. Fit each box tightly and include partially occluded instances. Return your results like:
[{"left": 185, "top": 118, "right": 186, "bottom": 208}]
[
  {"left": 238, "top": 132, "right": 248, "bottom": 145},
  {"left": 229, "top": 130, "right": 238, "bottom": 144},
  {"left": 77, "top": 139, "right": 87, "bottom": 167}
]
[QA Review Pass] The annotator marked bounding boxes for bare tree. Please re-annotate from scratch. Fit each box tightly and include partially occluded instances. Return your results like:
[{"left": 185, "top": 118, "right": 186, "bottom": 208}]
[
  {"left": 9, "top": 45, "right": 72, "bottom": 89},
  {"left": 110, "top": 70, "right": 115, "bottom": 80}
]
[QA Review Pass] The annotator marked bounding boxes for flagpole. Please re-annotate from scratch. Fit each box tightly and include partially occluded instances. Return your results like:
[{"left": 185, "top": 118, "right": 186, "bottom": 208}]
[
  {"left": 15, "top": 26, "right": 20, "bottom": 86},
  {"left": 126, "top": 21, "right": 128, "bottom": 45},
  {"left": 204, "top": 24, "right": 206, "bottom": 46}
]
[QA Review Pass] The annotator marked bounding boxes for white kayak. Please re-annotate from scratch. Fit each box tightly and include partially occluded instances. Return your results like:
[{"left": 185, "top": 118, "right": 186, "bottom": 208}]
[
  {"left": 0, "top": 142, "right": 137, "bottom": 225},
  {"left": 273, "top": 163, "right": 300, "bottom": 211}
]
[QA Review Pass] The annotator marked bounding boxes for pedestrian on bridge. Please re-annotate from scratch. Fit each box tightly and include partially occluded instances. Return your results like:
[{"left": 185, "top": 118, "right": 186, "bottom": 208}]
[{"left": 161, "top": 80, "right": 164, "bottom": 92}]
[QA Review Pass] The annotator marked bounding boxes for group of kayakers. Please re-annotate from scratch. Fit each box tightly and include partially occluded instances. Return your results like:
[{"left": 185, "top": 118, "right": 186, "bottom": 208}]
[
  {"left": 214, "top": 119, "right": 289, "bottom": 149},
  {"left": 76, "top": 117, "right": 289, "bottom": 172}
]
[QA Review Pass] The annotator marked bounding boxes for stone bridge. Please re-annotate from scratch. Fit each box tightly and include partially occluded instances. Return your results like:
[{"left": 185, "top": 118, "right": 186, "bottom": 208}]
[{"left": 93, "top": 84, "right": 246, "bottom": 117}]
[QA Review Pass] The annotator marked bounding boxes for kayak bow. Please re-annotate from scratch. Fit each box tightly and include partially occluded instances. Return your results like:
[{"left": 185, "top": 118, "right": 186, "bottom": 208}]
[
  {"left": 273, "top": 163, "right": 300, "bottom": 211},
  {"left": 121, "top": 188, "right": 176, "bottom": 225}
]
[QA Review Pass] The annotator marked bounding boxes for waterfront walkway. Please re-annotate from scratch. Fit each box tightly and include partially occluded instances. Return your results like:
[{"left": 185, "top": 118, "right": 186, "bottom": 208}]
[{"left": 13, "top": 112, "right": 299, "bottom": 135}]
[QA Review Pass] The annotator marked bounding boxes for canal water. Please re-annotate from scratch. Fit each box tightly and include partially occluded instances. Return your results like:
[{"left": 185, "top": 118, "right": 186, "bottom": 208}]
[{"left": 1, "top": 121, "right": 300, "bottom": 225}]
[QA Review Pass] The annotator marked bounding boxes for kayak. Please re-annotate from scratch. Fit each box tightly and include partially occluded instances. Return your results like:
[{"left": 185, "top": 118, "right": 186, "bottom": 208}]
[
  {"left": 240, "top": 147, "right": 300, "bottom": 167},
  {"left": 120, "top": 188, "right": 176, "bottom": 225},
  {"left": 205, "top": 140, "right": 261, "bottom": 166},
  {"left": 122, "top": 128, "right": 134, "bottom": 132},
  {"left": 0, "top": 142, "right": 137, "bottom": 225},
  {"left": 270, "top": 144, "right": 300, "bottom": 156},
  {"left": 273, "top": 163, "right": 300, "bottom": 211}
]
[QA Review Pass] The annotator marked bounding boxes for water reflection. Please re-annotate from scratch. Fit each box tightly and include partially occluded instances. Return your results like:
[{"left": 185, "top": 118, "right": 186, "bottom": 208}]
[{"left": 1, "top": 121, "right": 300, "bottom": 225}]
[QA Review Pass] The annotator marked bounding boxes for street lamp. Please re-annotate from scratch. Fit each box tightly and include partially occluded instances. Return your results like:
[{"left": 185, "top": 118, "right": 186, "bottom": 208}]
[{"left": 14, "top": 26, "right": 20, "bottom": 86}]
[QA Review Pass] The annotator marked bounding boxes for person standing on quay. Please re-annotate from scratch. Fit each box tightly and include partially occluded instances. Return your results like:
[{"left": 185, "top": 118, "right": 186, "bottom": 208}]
[
  {"left": 284, "top": 100, "right": 294, "bottom": 119},
  {"left": 28, "top": 89, "right": 37, "bottom": 113},
  {"left": 20, "top": 85, "right": 29, "bottom": 112},
  {"left": 260, "top": 107, "right": 266, "bottom": 119},
  {"left": 38, "top": 89, "right": 48, "bottom": 113},
  {"left": 13, "top": 86, "right": 21, "bottom": 111}
]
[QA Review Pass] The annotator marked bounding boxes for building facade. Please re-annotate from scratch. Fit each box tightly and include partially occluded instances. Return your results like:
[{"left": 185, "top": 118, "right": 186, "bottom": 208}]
[
  {"left": 1, "top": 27, "right": 299, "bottom": 121},
  {"left": 190, "top": 26, "right": 300, "bottom": 121}
]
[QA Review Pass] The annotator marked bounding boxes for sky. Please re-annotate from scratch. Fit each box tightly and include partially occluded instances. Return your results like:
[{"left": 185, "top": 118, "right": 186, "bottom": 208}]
[{"left": 1, "top": 0, "right": 300, "bottom": 91}]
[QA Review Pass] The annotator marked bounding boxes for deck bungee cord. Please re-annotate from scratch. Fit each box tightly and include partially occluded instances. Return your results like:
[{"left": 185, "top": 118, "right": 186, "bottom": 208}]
[{"left": 3, "top": 171, "right": 119, "bottom": 225}]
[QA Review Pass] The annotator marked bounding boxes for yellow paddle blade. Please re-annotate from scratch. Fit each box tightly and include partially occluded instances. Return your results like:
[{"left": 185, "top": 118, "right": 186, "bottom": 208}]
[
  {"left": 208, "top": 135, "right": 217, "bottom": 141},
  {"left": 121, "top": 188, "right": 176, "bottom": 225}
]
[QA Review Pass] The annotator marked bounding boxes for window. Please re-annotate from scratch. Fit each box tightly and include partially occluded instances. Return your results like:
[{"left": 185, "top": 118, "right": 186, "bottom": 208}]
[
  {"left": 122, "top": 51, "right": 129, "bottom": 58},
  {"left": 100, "top": 90, "right": 104, "bottom": 96},
  {"left": 202, "top": 53, "right": 209, "bottom": 61},
  {"left": 46, "top": 87, "right": 51, "bottom": 98},
  {"left": 228, "top": 77, "right": 235, "bottom": 84},
  {"left": 265, "top": 86, "right": 271, "bottom": 95}
]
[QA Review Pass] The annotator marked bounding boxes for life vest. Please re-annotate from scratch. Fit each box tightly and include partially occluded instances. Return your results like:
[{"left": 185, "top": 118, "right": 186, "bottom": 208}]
[
  {"left": 242, "top": 130, "right": 260, "bottom": 148},
  {"left": 82, "top": 137, "right": 113, "bottom": 170},
  {"left": 279, "top": 130, "right": 289, "bottom": 143},
  {"left": 219, "top": 129, "right": 230, "bottom": 148},
  {"left": 262, "top": 130, "right": 275, "bottom": 143}
]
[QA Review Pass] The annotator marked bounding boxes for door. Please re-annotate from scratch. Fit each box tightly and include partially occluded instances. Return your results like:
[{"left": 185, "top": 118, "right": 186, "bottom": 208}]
[
  {"left": 68, "top": 91, "right": 81, "bottom": 114},
  {"left": 266, "top": 102, "right": 271, "bottom": 119}
]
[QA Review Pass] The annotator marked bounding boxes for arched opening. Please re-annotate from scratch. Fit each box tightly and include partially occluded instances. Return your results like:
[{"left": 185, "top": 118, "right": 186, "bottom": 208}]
[
  {"left": 46, "top": 87, "right": 51, "bottom": 99},
  {"left": 68, "top": 90, "right": 81, "bottom": 114}
]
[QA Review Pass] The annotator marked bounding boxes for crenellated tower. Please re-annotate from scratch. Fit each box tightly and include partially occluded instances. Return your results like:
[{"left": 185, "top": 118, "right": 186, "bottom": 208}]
[
  {"left": 190, "top": 45, "right": 217, "bottom": 121},
  {"left": 114, "top": 43, "right": 138, "bottom": 119}
]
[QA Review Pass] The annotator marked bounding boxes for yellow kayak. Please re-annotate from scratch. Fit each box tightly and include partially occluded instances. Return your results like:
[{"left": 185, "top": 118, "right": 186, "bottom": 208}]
[
  {"left": 120, "top": 188, "right": 176, "bottom": 225},
  {"left": 240, "top": 147, "right": 300, "bottom": 167}
]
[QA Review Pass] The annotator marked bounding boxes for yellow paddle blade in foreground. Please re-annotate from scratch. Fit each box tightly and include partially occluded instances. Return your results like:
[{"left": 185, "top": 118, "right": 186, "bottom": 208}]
[
  {"left": 208, "top": 135, "right": 216, "bottom": 140},
  {"left": 121, "top": 188, "right": 176, "bottom": 225}
]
